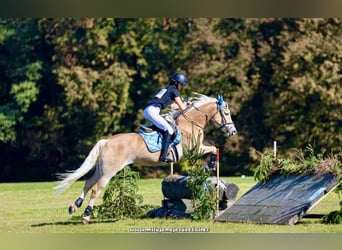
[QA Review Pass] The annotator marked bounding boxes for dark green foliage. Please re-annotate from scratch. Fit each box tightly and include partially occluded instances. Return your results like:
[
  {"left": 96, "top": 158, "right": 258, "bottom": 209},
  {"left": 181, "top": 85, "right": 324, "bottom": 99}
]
[
  {"left": 0, "top": 18, "right": 341, "bottom": 181},
  {"left": 92, "top": 167, "right": 153, "bottom": 220},
  {"left": 0, "top": 19, "right": 42, "bottom": 143},
  {"left": 322, "top": 204, "right": 342, "bottom": 224}
]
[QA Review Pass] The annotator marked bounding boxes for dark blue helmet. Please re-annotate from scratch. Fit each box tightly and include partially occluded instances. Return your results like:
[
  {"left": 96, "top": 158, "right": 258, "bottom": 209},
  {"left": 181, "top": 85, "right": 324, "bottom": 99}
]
[{"left": 171, "top": 72, "right": 188, "bottom": 86}]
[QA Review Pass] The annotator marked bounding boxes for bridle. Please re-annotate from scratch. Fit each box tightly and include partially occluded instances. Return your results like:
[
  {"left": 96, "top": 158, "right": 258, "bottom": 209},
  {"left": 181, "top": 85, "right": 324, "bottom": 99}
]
[{"left": 179, "top": 98, "right": 235, "bottom": 135}]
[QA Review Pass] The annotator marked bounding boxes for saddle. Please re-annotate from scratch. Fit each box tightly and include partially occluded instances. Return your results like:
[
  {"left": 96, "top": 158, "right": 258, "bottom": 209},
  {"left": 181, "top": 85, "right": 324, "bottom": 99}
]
[{"left": 137, "top": 115, "right": 182, "bottom": 155}]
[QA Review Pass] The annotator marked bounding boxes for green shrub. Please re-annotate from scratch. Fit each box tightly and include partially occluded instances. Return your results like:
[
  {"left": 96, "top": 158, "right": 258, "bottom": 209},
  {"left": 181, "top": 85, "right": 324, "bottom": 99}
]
[
  {"left": 322, "top": 205, "right": 342, "bottom": 224},
  {"left": 183, "top": 132, "right": 217, "bottom": 220},
  {"left": 254, "top": 152, "right": 275, "bottom": 182},
  {"left": 93, "top": 167, "right": 154, "bottom": 220}
]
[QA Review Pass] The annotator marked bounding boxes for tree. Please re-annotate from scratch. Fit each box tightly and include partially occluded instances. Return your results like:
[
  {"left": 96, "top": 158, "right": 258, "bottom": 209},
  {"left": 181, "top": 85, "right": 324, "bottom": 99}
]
[
  {"left": 0, "top": 19, "right": 41, "bottom": 143},
  {"left": 0, "top": 18, "right": 340, "bottom": 180},
  {"left": 268, "top": 19, "right": 341, "bottom": 154}
]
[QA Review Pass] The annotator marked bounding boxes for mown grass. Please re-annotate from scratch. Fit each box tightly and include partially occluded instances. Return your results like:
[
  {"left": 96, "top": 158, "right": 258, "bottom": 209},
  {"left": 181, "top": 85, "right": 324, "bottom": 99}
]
[{"left": 0, "top": 176, "right": 341, "bottom": 233}]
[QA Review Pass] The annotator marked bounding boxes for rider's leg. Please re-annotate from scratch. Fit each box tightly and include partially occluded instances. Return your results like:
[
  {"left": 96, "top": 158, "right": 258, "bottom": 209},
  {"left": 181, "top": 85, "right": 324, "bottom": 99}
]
[
  {"left": 159, "top": 131, "right": 173, "bottom": 163},
  {"left": 144, "top": 105, "right": 174, "bottom": 163}
]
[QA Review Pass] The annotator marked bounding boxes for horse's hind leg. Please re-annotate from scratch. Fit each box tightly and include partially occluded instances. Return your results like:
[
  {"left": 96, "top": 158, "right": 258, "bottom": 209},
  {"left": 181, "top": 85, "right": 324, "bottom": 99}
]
[
  {"left": 82, "top": 174, "right": 114, "bottom": 224},
  {"left": 80, "top": 134, "right": 137, "bottom": 224},
  {"left": 68, "top": 171, "right": 100, "bottom": 215}
]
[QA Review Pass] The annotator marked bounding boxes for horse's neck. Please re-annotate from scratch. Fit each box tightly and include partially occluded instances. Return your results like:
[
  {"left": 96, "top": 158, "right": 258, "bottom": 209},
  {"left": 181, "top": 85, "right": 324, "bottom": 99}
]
[{"left": 177, "top": 102, "right": 213, "bottom": 137}]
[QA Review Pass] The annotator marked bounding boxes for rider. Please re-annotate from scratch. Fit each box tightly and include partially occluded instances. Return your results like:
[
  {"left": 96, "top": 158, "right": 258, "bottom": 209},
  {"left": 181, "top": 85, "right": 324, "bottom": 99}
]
[{"left": 144, "top": 72, "right": 189, "bottom": 163}]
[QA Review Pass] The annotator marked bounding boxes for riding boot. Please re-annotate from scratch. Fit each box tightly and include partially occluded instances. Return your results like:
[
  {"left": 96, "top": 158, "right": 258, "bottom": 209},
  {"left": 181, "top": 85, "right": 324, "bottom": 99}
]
[{"left": 159, "top": 132, "right": 173, "bottom": 163}]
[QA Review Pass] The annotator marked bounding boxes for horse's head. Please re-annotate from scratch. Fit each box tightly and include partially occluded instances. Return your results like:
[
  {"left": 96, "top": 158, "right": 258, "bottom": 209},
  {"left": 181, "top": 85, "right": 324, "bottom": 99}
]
[
  {"left": 173, "top": 93, "right": 237, "bottom": 137},
  {"left": 211, "top": 94, "right": 237, "bottom": 137}
]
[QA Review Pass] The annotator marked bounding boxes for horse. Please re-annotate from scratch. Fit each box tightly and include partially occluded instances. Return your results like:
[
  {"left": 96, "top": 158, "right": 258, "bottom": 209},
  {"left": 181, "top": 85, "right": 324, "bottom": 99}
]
[{"left": 54, "top": 93, "right": 237, "bottom": 224}]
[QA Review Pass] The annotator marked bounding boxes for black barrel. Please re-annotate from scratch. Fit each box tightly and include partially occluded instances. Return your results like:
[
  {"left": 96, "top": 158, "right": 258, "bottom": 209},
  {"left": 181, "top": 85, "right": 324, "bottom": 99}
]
[{"left": 161, "top": 175, "right": 193, "bottom": 199}]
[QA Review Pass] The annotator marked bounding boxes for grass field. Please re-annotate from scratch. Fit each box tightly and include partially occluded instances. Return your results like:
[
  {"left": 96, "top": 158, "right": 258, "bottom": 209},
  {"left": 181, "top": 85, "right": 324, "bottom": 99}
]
[{"left": 0, "top": 176, "right": 341, "bottom": 233}]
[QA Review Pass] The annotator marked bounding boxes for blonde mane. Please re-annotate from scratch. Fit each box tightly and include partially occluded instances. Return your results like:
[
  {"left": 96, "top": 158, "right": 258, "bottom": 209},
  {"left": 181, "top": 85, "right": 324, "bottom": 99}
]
[
  {"left": 191, "top": 93, "right": 217, "bottom": 106},
  {"left": 169, "top": 92, "right": 217, "bottom": 118}
]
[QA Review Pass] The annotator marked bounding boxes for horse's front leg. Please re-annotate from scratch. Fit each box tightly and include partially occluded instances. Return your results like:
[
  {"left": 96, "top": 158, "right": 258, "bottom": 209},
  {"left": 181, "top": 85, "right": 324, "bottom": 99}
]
[
  {"left": 199, "top": 144, "right": 218, "bottom": 171},
  {"left": 199, "top": 144, "right": 217, "bottom": 155}
]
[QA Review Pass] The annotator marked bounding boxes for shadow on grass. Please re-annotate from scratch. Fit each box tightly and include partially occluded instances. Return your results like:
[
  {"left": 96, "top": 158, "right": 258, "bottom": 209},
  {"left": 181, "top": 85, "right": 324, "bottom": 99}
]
[
  {"left": 31, "top": 216, "right": 121, "bottom": 227},
  {"left": 31, "top": 206, "right": 160, "bottom": 228},
  {"left": 293, "top": 214, "right": 325, "bottom": 225}
]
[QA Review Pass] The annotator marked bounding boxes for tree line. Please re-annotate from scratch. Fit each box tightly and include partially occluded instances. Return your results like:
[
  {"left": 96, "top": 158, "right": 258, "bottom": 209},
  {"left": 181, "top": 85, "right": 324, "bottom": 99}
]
[{"left": 0, "top": 18, "right": 340, "bottom": 181}]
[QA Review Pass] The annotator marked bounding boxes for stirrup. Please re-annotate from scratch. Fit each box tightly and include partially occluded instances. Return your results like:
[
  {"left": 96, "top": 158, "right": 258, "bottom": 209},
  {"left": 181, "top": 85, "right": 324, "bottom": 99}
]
[{"left": 159, "top": 156, "right": 173, "bottom": 163}]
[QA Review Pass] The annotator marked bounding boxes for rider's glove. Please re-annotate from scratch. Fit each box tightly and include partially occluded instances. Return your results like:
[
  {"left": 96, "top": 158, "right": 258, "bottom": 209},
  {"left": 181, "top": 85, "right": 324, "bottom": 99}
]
[{"left": 182, "top": 97, "right": 192, "bottom": 106}]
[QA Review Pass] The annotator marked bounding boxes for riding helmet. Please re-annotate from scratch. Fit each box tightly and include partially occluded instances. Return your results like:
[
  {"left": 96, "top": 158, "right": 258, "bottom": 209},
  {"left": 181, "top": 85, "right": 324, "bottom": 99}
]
[{"left": 171, "top": 72, "right": 188, "bottom": 86}]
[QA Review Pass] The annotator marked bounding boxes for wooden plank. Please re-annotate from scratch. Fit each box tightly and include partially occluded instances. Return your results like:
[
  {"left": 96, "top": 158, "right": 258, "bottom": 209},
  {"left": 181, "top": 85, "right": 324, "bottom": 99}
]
[{"left": 215, "top": 173, "right": 339, "bottom": 225}]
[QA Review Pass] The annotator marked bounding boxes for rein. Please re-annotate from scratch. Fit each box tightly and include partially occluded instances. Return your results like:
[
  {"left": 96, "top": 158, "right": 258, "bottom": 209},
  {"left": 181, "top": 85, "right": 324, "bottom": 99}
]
[{"left": 177, "top": 102, "right": 225, "bottom": 130}]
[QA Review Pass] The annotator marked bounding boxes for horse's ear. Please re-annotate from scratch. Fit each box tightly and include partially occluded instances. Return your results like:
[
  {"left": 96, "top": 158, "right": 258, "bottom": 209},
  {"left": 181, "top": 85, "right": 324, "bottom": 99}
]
[
  {"left": 217, "top": 94, "right": 228, "bottom": 109},
  {"left": 217, "top": 95, "right": 224, "bottom": 105}
]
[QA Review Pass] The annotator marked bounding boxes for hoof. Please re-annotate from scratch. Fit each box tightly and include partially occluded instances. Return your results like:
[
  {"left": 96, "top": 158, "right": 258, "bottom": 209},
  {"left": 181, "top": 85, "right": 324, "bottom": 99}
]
[
  {"left": 82, "top": 216, "right": 90, "bottom": 224},
  {"left": 68, "top": 204, "right": 77, "bottom": 214}
]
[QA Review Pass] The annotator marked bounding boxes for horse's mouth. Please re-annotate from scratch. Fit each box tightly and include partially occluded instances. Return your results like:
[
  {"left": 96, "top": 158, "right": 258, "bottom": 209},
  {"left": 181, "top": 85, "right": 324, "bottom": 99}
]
[{"left": 221, "top": 124, "right": 237, "bottom": 137}]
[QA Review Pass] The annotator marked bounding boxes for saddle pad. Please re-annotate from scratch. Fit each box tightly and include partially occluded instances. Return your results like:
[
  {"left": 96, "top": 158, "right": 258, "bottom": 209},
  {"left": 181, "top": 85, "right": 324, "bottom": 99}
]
[{"left": 137, "top": 130, "right": 181, "bottom": 153}]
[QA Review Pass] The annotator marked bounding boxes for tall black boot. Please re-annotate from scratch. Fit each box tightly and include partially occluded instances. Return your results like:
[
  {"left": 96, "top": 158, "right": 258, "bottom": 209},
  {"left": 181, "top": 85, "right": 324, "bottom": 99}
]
[{"left": 159, "top": 132, "right": 173, "bottom": 163}]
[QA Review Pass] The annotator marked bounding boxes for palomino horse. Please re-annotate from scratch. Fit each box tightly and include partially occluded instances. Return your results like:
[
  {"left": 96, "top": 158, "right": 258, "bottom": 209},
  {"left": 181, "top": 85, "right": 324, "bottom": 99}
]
[{"left": 54, "top": 93, "right": 237, "bottom": 223}]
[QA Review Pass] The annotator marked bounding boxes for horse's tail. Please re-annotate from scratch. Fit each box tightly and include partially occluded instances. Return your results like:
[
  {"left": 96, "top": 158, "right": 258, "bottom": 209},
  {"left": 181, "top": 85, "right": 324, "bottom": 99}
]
[{"left": 54, "top": 139, "right": 108, "bottom": 195}]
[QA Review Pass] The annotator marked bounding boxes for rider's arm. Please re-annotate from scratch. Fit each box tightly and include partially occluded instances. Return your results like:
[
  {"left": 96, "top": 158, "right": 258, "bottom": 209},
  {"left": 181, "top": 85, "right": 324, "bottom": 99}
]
[{"left": 174, "top": 96, "right": 187, "bottom": 111}]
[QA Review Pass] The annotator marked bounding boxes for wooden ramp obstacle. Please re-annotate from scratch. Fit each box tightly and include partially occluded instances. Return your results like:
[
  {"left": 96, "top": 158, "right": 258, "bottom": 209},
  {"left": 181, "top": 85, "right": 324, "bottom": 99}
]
[{"left": 215, "top": 173, "right": 340, "bottom": 225}]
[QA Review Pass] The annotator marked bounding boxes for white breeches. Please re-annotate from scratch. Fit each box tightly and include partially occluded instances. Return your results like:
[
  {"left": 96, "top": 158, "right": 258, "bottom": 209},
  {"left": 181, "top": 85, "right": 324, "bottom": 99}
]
[{"left": 144, "top": 106, "right": 174, "bottom": 135}]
